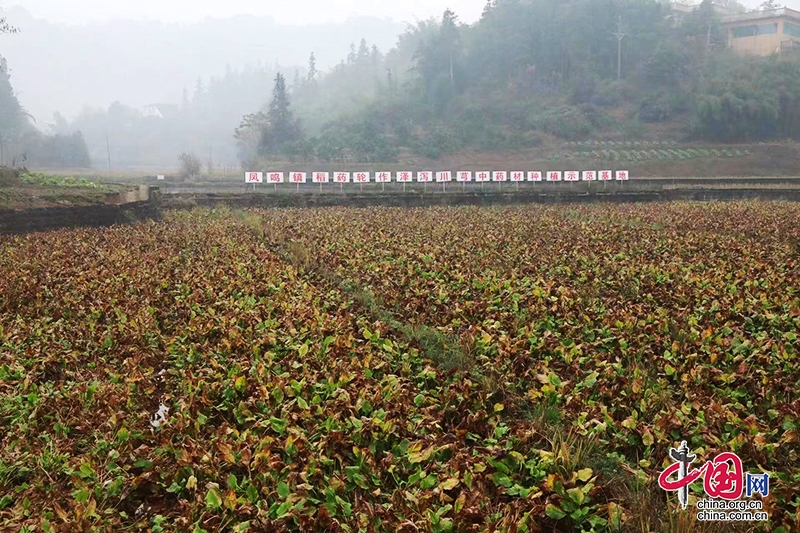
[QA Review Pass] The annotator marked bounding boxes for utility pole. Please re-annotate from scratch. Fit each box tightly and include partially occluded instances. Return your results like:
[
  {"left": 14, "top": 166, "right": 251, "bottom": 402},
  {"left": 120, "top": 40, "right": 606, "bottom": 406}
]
[
  {"left": 105, "top": 131, "right": 111, "bottom": 172},
  {"left": 613, "top": 16, "right": 626, "bottom": 81}
]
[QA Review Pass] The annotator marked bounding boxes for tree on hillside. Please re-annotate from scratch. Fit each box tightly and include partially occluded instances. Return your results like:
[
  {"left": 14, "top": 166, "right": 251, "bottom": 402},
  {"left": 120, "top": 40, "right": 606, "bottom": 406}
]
[
  {"left": 0, "top": 2, "right": 18, "bottom": 35},
  {"left": 307, "top": 52, "right": 317, "bottom": 86},
  {"left": 260, "top": 73, "right": 303, "bottom": 155}
]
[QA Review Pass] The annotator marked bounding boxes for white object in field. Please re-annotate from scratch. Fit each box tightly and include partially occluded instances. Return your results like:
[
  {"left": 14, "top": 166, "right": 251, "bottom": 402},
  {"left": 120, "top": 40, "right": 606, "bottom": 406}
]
[
  {"left": 396, "top": 171, "right": 413, "bottom": 182},
  {"left": 375, "top": 171, "right": 392, "bottom": 183},
  {"left": 547, "top": 171, "right": 562, "bottom": 182},
  {"left": 475, "top": 171, "right": 491, "bottom": 182},
  {"left": 456, "top": 171, "right": 472, "bottom": 182},
  {"left": 334, "top": 172, "right": 351, "bottom": 183},
  {"left": 245, "top": 172, "right": 263, "bottom": 183},
  {"left": 492, "top": 171, "right": 508, "bottom": 182},
  {"left": 582, "top": 171, "right": 597, "bottom": 181},
  {"left": 354, "top": 172, "right": 370, "bottom": 183},
  {"left": 150, "top": 403, "right": 169, "bottom": 428},
  {"left": 616, "top": 170, "right": 630, "bottom": 181},
  {"left": 436, "top": 171, "right": 452, "bottom": 182},
  {"left": 417, "top": 171, "right": 433, "bottom": 182},
  {"left": 599, "top": 170, "right": 613, "bottom": 181},
  {"left": 266, "top": 172, "right": 284, "bottom": 183},
  {"left": 313, "top": 172, "right": 330, "bottom": 183},
  {"left": 510, "top": 171, "right": 525, "bottom": 182},
  {"left": 290, "top": 172, "right": 307, "bottom": 183},
  {"left": 528, "top": 171, "right": 543, "bottom": 181},
  {"left": 157, "top": 175, "right": 165, "bottom": 181},
  {"left": 565, "top": 171, "right": 580, "bottom": 181}
]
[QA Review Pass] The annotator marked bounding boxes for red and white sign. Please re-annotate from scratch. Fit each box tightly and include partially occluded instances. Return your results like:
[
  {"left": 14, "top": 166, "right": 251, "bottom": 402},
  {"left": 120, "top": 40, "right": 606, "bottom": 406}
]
[
  {"left": 492, "top": 171, "right": 508, "bottom": 182},
  {"left": 436, "top": 171, "right": 452, "bottom": 183},
  {"left": 547, "top": 171, "right": 562, "bottom": 182},
  {"left": 476, "top": 171, "right": 492, "bottom": 182},
  {"left": 456, "top": 171, "right": 472, "bottom": 182},
  {"left": 290, "top": 172, "right": 307, "bottom": 183},
  {"left": 245, "top": 172, "right": 263, "bottom": 183},
  {"left": 528, "top": 171, "right": 543, "bottom": 182},
  {"left": 313, "top": 172, "right": 330, "bottom": 183},
  {"left": 510, "top": 171, "right": 525, "bottom": 182},
  {"left": 354, "top": 172, "right": 370, "bottom": 183},
  {"left": 616, "top": 170, "right": 629, "bottom": 181},
  {"left": 267, "top": 172, "right": 284, "bottom": 183},
  {"left": 599, "top": 170, "right": 613, "bottom": 181},
  {"left": 582, "top": 171, "right": 597, "bottom": 181},
  {"left": 565, "top": 171, "right": 580, "bottom": 182},
  {"left": 375, "top": 171, "right": 392, "bottom": 183},
  {"left": 417, "top": 171, "right": 433, "bottom": 182},
  {"left": 334, "top": 172, "right": 350, "bottom": 183},
  {"left": 397, "top": 171, "right": 413, "bottom": 183}
]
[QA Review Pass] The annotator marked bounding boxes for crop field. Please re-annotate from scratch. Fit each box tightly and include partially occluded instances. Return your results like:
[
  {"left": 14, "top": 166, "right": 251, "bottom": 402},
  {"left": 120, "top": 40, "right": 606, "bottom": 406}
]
[
  {"left": 548, "top": 148, "right": 750, "bottom": 163},
  {"left": 1, "top": 202, "right": 799, "bottom": 532}
]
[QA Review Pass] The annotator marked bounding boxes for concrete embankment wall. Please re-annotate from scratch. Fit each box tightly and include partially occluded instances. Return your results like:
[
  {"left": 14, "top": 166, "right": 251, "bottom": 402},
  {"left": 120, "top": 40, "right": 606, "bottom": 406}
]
[
  {"left": 164, "top": 188, "right": 800, "bottom": 210},
  {"left": 0, "top": 201, "right": 161, "bottom": 236},
  {"left": 2, "top": 187, "right": 799, "bottom": 236}
]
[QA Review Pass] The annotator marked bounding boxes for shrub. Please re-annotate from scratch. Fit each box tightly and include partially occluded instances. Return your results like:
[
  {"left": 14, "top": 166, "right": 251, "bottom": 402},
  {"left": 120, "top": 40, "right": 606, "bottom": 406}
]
[
  {"left": 178, "top": 152, "right": 202, "bottom": 178},
  {"left": 0, "top": 166, "right": 21, "bottom": 186}
]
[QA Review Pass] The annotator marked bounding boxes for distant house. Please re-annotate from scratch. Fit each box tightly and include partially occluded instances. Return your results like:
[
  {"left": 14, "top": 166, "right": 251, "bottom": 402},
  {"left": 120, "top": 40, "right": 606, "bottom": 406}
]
[
  {"left": 667, "top": 1, "right": 737, "bottom": 27},
  {"left": 721, "top": 8, "right": 800, "bottom": 56},
  {"left": 142, "top": 104, "right": 179, "bottom": 119}
]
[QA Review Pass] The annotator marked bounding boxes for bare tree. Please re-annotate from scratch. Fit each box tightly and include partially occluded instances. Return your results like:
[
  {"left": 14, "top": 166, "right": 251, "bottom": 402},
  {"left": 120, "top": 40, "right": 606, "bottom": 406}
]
[{"left": 178, "top": 152, "right": 202, "bottom": 178}]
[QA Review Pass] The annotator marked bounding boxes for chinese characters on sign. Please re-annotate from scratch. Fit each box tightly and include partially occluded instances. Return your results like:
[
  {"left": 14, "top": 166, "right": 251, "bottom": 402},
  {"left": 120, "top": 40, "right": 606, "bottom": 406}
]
[
  {"left": 243, "top": 170, "right": 630, "bottom": 186},
  {"left": 436, "top": 171, "right": 452, "bottom": 183}
]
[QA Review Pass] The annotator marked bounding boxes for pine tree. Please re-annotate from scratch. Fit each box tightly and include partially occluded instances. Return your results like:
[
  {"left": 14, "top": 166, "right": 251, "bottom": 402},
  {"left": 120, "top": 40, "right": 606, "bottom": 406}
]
[
  {"left": 307, "top": 52, "right": 317, "bottom": 84},
  {"left": 357, "top": 38, "right": 370, "bottom": 63},
  {"left": 181, "top": 87, "right": 190, "bottom": 110},
  {"left": 260, "top": 73, "right": 302, "bottom": 154},
  {"left": 347, "top": 43, "right": 357, "bottom": 64}
]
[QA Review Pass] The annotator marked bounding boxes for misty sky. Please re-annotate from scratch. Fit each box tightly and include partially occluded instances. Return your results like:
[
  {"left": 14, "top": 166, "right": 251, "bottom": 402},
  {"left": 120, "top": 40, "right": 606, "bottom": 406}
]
[
  {"left": 7, "top": 0, "right": 487, "bottom": 26},
  {"left": 7, "top": 0, "right": 800, "bottom": 25}
]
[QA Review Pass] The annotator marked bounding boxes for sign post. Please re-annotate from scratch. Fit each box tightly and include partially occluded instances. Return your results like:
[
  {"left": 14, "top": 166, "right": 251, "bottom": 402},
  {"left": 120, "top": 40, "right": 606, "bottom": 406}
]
[
  {"left": 436, "top": 171, "right": 451, "bottom": 193},
  {"left": 267, "top": 172, "right": 284, "bottom": 192},
  {"left": 376, "top": 171, "right": 391, "bottom": 193},
  {"left": 245, "top": 172, "right": 263, "bottom": 192}
]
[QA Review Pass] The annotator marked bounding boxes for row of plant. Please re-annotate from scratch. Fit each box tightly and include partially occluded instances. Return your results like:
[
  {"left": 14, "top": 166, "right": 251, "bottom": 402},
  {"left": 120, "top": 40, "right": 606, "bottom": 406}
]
[
  {"left": 548, "top": 148, "right": 751, "bottom": 162},
  {"left": 562, "top": 140, "right": 680, "bottom": 149}
]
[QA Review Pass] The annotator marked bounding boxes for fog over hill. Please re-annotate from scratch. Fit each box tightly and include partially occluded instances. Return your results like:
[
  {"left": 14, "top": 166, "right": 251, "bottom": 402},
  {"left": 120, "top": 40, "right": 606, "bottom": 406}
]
[{"left": 0, "top": 6, "right": 405, "bottom": 123}]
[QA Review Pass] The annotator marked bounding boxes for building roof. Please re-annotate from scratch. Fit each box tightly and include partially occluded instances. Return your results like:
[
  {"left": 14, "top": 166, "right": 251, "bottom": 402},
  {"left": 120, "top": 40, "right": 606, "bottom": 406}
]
[{"left": 721, "top": 8, "right": 800, "bottom": 26}]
